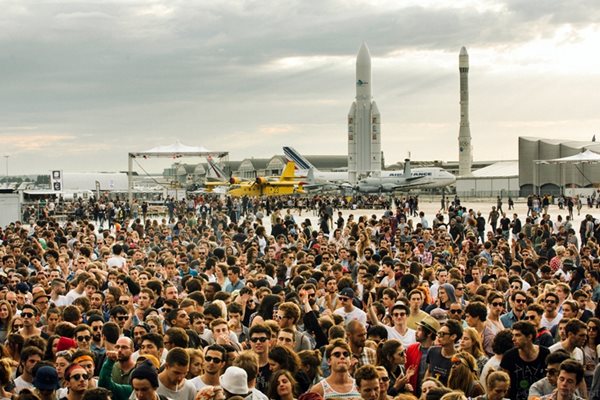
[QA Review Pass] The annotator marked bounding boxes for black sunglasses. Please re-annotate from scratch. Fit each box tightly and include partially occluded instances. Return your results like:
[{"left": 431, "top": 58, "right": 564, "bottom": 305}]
[
  {"left": 250, "top": 337, "right": 268, "bottom": 343},
  {"left": 331, "top": 351, "right": 350, "bottom": 358},
  {"left": 70, "top": 373, "right": 89, "bottom": 381}
]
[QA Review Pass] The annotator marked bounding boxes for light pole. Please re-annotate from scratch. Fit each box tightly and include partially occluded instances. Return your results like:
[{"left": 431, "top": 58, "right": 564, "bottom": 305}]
[{"left": 3, "top": 155, "right": 8, "bottom": 183}]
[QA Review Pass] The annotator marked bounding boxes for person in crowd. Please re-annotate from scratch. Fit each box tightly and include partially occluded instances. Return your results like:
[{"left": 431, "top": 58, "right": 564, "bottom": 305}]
[
  {"left": 500, "top": 321, "right": 550, "bottom": 400},
  {"left": 1, "top": 194, "right": 598, "bottom": 400}
]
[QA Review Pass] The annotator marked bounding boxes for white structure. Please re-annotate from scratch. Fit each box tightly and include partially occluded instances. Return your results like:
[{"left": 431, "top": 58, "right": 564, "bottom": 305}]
[
  {"left": 458, "top": 46, "right": 473, "bottom": 176},
  {"left": 0, "top": 193, "right": 20, "bottom": 227},
  {"left": 519, "top": 137, "right": 600, "bottom": 195},
  {"left": 348, "top": 42, "right": 381, "bottom": 184},
  {"left": 456, "top": 161, "right": 519, "bottom": 197},
  {"left": 128, "top": 140, "right": 227, "bottom": 204}
]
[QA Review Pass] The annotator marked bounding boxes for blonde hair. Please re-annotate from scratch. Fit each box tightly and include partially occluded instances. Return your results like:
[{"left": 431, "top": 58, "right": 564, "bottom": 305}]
[
  {"left": 487, "top": 370, "right": 510, "bottom": 390},
  {"left": 440, "top": 392, "right": 467, "bottom": 400},
  {"left": 0, "top": 358, "right": 12, "bottom": 385},
  {"left": 462, "top": 327, "right": 485, "bottom": 359},
  {"left": 447, "top": 352, "right": 479, "bottom": 394}
]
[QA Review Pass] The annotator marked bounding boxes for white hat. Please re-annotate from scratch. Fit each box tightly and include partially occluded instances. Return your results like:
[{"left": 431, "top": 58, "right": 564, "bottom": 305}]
[{"left": 219, "top": 366, "right": 249, "bottom": 395}]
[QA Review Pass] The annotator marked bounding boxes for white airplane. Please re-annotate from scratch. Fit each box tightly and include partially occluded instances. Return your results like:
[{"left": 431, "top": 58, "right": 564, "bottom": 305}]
[{"left": 283, "top": 147, "right": 456, "bottom": 191}]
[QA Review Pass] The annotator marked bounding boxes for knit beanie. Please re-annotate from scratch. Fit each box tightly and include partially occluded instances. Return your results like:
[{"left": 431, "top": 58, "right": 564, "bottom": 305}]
[
  {"left": 130, "top": 361, "right": 159, "bottom": 388},
  {"left": 56, "top": 337, "right": 77, "bottom": 352}
]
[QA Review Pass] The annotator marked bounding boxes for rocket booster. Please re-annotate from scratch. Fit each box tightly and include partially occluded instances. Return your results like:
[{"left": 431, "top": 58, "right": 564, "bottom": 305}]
[{"left": 458, "top": 46, "right": 472, "bottom": 176}]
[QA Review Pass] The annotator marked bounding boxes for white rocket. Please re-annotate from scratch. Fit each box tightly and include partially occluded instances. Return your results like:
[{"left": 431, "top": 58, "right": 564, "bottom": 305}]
[
  {"left": 458, "top": 46, "right": 472, "bottom": 176},
  {"left": 348, "top": 42, "right": 381, "bottom": 184}
]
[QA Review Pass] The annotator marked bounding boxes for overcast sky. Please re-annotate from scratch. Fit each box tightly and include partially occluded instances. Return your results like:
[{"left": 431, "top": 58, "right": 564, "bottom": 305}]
[{"left": 2, "top": 0, "right": 600, "bottom": 174}]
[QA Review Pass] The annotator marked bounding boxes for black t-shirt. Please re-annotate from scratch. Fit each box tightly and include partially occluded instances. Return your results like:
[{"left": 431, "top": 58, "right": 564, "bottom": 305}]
[
  {"left": 500, "top": 346, "right": 550, "bottom": 400},
  {"left": 256, "top": 362, "right": 271, "bottom": 394},
  {"left": 425, "top": 346, "right": 452, "bottom": 385}
]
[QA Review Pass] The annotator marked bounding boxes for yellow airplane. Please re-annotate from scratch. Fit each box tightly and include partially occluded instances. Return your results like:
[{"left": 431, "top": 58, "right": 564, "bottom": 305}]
[{"left": 227, "top": 161, "right": 305, "bottom": 197}]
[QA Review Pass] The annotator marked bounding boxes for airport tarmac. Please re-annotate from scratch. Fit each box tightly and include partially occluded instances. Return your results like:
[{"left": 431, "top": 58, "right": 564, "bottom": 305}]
[{"left": 259, "top": 198, "right": 594, "bottom": 236}]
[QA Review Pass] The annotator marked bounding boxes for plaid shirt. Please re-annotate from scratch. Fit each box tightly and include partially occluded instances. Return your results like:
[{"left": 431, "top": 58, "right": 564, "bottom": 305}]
[{"left": 355, "top": 346, "right": 377, "bottom": 367}]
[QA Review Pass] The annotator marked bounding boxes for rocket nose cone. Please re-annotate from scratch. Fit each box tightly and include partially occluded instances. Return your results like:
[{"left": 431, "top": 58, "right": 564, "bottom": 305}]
[
  {"left": 460, "top": 46, "right": 468, "bottom": 56},
  {"left": 357, "top": 42, "right": 371, "bottom": 64}
]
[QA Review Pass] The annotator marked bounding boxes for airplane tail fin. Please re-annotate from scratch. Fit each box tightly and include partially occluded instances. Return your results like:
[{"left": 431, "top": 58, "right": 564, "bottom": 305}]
[
  {"left": 206, "top": 156, "right": 228, "bottom": 180},
  {"left": 280, "top": 161, "right": 297, "bottom": 181},
  {"left": 403, "top": 159, "right": 412, "bottom": 177},
  {"left": 283, "top": 147, "right": 314, "bottom": 171}
]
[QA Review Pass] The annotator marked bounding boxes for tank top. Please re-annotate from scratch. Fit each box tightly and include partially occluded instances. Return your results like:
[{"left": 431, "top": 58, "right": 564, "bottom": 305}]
[{"left": 321, "top": 378, "right": 361, "bottom": 400}]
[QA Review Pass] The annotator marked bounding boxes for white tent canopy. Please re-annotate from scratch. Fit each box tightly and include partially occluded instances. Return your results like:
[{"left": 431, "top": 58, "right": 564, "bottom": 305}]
[
  {"left": 131, "top": 140, "right": 226, "bottom": 158},
  {"left": 533, "top": 149, "right": 600, "bottom": 195},
  {"left": 538, "top": 149, "right": 600, "bottom": 164}
]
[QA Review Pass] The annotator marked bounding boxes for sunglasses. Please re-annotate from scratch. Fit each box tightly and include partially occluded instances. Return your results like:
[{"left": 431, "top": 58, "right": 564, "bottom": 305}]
[
  {"left": 117, "top": 316, "right": 129, "bottom": 321},
  {"left": 449, "top": 310, "right": 462, "bottom": 314},
  {"left": 205, "top": 356, "right": 223, "bottom": 363},
  {"left": 379, "top": 377, "right": 390, "bottom": 382},
  {"left": 70, "top": 373, "right": 89, "bottom": 381},
  {"left": 92, "top": 326, "right": 103, "bottom": 331},
  {"left": 250, "top": 337, "right": 268, "bottom": 343},
  {"left": 545, "top": 299, "right": 556, "bottom": 304},
  {"left": 524, "top": 315, "right": 536, "bottom": 321},
  {"left": 331, "top": 351, "right": 350, "bottom": 358},
  {"left": 514, "top": 299, "right": 527, "bottom": 304},
  {"left": 338, "top": 297, "right": 349, "bottom": 302},
  {"left": 21, "top": 313, "right": 34, "bottom": 318},
  {"left": 392, "top": 312, "right": 406, "bottom": 317},
  {"left": 77, "top": 336, "right": 91, "bottom": 342},
  {"left": 491, "top": 302, "right": 504, "bottom": 307}
]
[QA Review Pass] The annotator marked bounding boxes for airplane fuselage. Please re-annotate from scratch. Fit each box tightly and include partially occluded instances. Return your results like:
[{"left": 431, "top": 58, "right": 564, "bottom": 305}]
[
  {"left": 299, "top": 168, "right": 455, "bottom": 189},
  {"left": 227, "top": 185, "right": 304, "bottom": 197},
  {"left": 356, "top": 168, "right": 456, "bottom": 192}
]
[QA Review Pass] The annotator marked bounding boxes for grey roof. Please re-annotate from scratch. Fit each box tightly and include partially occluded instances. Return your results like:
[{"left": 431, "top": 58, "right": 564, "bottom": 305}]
[
  {"left": 238, "top": 158, "right": 271, "bottom": 170},
  {"left": 470, "top": 161, "right": 519, "bottom": 178}
]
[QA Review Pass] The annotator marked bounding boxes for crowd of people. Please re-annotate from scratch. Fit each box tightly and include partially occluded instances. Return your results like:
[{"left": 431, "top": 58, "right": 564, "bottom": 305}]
[{"left": 0, "top": 193, "right": 600, "bottom": 400}]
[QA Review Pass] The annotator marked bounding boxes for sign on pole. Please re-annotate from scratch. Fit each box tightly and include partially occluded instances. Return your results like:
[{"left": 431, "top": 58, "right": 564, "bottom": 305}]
[{"left": 51, "top": 170, "right": 63, "bottom": 192}]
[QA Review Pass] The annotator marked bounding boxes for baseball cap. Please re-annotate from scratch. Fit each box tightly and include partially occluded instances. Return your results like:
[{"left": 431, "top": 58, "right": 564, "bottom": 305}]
[{"left": 33, "top": 366, "right": 60, "bottom": 391}]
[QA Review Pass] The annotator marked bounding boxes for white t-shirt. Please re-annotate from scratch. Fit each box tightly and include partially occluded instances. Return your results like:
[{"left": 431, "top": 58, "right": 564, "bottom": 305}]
[
  {"left": 480, "top": 355, "right": 502, "bottom": 393},
  {"left": 51, "top": 295, "right": 69, "bottom": 307},
  {"left": 65, "top": 288, "right": 85, "bottom": 305},
  {"left": 384, "top": 325, "right": 416, "bottom": 347},
  {"left": 549, "top": 342, "right": 584, "bottom": 364},
  {"left": 14, "top": 376, "right": 34, "bottom": 394},
  {"left": 541, "top": 313, "right": 563, "bottom": 330},
  {"left": 333, "top": 306, "right": 367, "bottom": 326},
  {"left": 107, "top": 255, "right": 127, "bottom": 268},
  {"left": 188, "top": 376, "right": 209, "bottom": 391}
]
